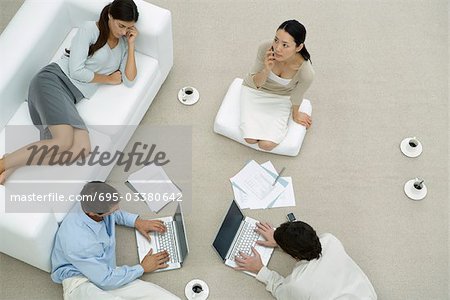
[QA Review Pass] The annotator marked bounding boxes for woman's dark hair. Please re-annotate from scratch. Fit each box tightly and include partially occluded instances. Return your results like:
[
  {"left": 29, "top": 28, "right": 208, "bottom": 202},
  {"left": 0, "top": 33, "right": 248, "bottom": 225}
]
[
  {"left": 66, "top": 0, "right": 139, "bottom": 57},
  {"left": 89, "top": 0, "right": 139, "bottom": 56},
  {"left": 278, "top": 20, "right": 311, "bottom": 62},
  {"left": 274, "top": 221, "right": 322, "bottom": 261},
  {"left": 80, "top": 181, "right": 121, "bottom": 214}
]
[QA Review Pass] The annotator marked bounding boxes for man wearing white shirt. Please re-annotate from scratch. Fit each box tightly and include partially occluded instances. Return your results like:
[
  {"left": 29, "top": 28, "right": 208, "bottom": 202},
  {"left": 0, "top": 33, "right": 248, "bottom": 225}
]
[{"left": 235, "top": 221, "right": 377, "bottom": 299}]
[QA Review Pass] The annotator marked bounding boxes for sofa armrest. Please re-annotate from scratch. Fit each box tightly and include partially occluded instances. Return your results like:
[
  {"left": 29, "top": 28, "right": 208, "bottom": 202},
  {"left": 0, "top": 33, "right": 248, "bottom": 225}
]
[
  {"left": 133, "top": 0, "right": 173, "bottom": 81},
  {"left": 65, "top": 0, "right": 173, "bottom": 84},
  {"left": 0, "top": 0, "right": 71, "bottom": 129}
]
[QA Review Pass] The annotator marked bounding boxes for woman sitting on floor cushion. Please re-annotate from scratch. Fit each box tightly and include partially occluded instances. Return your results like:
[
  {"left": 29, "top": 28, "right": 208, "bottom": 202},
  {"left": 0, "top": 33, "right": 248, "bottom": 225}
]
[
  {"left": 240, "top": 20, "right": 314, "bottom": 151},
  {"left": 0, "top": 0, "right": 139, "bottom": 184}
]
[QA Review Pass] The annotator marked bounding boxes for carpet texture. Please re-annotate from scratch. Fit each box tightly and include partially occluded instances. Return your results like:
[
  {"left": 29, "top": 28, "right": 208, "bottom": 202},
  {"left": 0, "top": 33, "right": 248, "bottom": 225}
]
[{"left": 0, "top": 0, "right": 448, "bottom": 299}]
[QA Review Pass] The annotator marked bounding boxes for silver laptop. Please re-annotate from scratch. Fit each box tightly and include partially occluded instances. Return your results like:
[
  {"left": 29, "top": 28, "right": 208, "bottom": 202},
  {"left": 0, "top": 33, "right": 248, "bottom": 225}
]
[
  {"left": 212, "top": 200, "right": 274, "bottom": 277},
  {"left": 135, "top": 204, "right": 189, "bottom": 271}
]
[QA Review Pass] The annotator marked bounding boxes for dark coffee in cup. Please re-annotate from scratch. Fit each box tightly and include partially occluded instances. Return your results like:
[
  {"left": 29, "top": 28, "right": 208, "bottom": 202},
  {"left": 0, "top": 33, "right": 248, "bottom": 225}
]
[
  {"left": 192, "top": 284, "right": 203, "bottom": 293},
  {"left": 413, "top": 178, "right": 424, "bottom": 190},
  {"left": 409, "top": 140, "right": 418, "bottom": 147},
  {"left": 184, "top": 87, "right": 194, "bottom": 95}
]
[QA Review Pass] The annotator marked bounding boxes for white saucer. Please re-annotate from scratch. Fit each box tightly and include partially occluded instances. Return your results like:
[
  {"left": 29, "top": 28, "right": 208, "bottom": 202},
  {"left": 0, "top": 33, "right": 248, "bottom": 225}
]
[
  {"left": 400, "top": 138, "right": 422, "bottom": 158},
  {"left": 178, "top": 87, "right": 200, "bottom": 106},
  {"left": 404, "top": 179, "right": 427, "bottom": 201},
  {"left": 185, "top": 279, "right": 209, "bottom": 300}
]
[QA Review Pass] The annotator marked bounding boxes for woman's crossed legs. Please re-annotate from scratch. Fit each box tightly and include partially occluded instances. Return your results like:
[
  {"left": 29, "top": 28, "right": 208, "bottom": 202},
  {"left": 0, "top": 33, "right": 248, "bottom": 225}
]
[{"left": 0, "top": 124, "right": 90, "bottom": 184}]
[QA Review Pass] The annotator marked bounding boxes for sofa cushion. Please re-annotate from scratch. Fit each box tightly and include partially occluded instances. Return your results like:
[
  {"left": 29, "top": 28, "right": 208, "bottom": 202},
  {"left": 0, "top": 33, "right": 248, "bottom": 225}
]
[
  {"left": 50, "top": 28, "right": 161, "bottom": 137},
  {"left": 214, "top": 78, "right": 312, "bottom": 156},
  {"left": 0, "top": 184, "right": 59, "bottom": 272}
]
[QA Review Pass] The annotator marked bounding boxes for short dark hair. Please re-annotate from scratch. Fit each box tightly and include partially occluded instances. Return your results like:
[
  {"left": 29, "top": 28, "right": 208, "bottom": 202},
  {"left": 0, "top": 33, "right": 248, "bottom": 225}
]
[
  {"left": 274, "top": 221, "right": 322, "bottom": 261},
  {"left": 79, "top": 181, "right": 121, "bottom": 214}
]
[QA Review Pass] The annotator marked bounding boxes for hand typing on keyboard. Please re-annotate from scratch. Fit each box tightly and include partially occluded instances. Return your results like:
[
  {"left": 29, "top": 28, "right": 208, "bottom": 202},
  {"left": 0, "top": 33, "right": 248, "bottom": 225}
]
[
  {"left": 255, "top": 222, "right": 278, "bottom": 248},
  {"left": 230, "top": 223, "right": 259, "bottom": 261},
  {"left": 135, "top": 218, "right": 167, "bottom": 242},
  {"left": 156, "top": 221, "right": 178, "bottom": 263},
  {"left": 139, "top": 248, "right": 170, "bottom": 273},
  {"left": 234, "top": 247, "right": 264, "bottom": 274}
]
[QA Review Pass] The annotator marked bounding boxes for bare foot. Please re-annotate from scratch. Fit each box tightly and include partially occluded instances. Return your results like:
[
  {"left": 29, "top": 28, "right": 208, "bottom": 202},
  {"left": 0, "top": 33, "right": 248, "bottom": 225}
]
[
  {"left": 0, "top": 170, "right": 5, "bottom": 185},
  {"left": 0, "top": 157, "right": 4, "bottom": 174},
  {"left": 0, "top": 167, "right": 17, "bottom": 185}
]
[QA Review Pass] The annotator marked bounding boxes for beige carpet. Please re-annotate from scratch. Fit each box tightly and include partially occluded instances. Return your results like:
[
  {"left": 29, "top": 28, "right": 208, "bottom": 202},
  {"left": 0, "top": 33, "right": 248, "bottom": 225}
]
[{"left": 0, "top": 0, "right": 448, "bottom": 299}]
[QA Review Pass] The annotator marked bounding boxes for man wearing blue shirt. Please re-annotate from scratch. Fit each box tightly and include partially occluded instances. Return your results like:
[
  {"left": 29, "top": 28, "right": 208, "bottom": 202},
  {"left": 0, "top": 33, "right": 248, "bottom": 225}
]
[{"left": 51, "top": 181, "right": 180, "bottom": 299}]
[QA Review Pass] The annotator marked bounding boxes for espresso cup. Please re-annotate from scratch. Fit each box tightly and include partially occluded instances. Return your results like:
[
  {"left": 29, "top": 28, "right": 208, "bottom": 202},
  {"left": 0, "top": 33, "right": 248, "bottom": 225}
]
[
  {"left": 408, "top": 137, "right": 419, "bottom": 148},
  {"left": 192, "top": 284, "right": 203, "bottom": 293},
  {"left": 413, "top": 178, "right": 424, "bottom": 191},
  {"left": 190, "top": 283, "right": 204, "bottom": 298},
  {"left": 182, "top": 87, "right": 195, "bottom": 102}
]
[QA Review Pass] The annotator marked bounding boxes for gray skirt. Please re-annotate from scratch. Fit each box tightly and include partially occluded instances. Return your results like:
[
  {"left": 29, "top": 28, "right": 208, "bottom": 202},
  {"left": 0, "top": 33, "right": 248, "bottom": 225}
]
[{"left": 27, "top": 63, "right": 86, "bottom": 140}]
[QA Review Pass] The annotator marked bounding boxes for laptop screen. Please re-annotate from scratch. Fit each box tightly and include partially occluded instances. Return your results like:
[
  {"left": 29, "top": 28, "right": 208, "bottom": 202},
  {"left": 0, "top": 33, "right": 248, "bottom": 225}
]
[
  {"left": 212, "top": 200, "right": 245, "bottom": 260},
  {"left": 174, "top": 204, "right": 189, "bottom": 262}
]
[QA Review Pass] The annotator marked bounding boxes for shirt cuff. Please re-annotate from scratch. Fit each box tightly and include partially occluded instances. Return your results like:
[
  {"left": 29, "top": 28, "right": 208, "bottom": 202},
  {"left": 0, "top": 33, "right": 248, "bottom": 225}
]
[
  {"left": 130, "top": 214, "right": 139, "bottom": 228},
  {"left": 133, "top": 264, "right": 145, "bottom": 277},
  {"left": 124, "top": 212, "right": 139, "bottom": 227},
  {"left": 256, "top": 266, "right": 272, "bottom": 284}
]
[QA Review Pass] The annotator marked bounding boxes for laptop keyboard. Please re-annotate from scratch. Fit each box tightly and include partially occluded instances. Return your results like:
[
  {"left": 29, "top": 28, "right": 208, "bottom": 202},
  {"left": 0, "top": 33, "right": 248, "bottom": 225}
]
[
  {"left": 229, "top": 222, "right": 260, "bottom": 261},
  {"left": 156, "top": 221, "right": 178, "bottom": 264}
]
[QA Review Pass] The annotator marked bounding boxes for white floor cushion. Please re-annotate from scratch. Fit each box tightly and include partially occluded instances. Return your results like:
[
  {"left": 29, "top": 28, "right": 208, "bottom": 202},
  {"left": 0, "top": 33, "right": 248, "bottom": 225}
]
[{"left": 214, "top": 78, "right": 312, "bottom": 156}]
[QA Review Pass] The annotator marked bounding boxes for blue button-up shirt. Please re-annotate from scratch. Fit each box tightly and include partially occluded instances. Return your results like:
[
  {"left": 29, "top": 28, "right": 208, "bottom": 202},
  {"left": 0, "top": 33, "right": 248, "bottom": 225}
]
[{"left": 51, "top": 203, "right": 144, "bottom": 290}]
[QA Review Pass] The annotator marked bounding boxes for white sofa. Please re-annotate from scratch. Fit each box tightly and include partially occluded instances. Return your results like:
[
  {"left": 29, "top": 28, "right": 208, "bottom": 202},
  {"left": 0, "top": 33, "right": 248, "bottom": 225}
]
[
  {"left": 0, "top": 0, "right": 173, "bottom": 272},
  {"left": 214, "top": 78, "right": 312, "bottom": 156}
]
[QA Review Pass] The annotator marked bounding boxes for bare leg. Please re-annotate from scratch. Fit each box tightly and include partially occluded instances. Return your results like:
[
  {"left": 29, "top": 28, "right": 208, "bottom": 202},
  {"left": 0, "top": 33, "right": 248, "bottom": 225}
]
[
  {"left": 63, "top": 129, "right": 91, "bottom": 164},
  {"left": 0, "top": 158, "right": 6, "bottom": 184},
  {"left": 3, "top": 125, "right": 74, "bottom": 170},
  {"left": 31, "top": 128, "right": 91, "bottom": 166},
  {"left": 0, "top": 125, "right": 90, "bottom": 184},
  {"left": 258, "top": 140, "right": 278, "bottom": 151},
  {"left": 0, "top": 156, "right": 4, "bottom": 174},
  {"left": 244, "top": 138, "right": 259, "bottom": 144},
  {"left": 0, "top": 167, "right": 17, "bottom": 185}
]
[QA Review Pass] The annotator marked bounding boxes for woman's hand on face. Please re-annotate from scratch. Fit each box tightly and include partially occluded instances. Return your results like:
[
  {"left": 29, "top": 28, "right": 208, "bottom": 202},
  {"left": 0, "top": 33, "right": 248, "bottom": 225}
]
[
  {"left": 108, "top": 70, "right": 122, "bottom": 85},
  {"left": 126, "top": 26, "right": 139, "bottom": 45},
  {"left": 264, "top": 46, "right": 276, "bottom": 71},
  {"left": 294, "top": 112, "right": 312, "bottom": 128}
]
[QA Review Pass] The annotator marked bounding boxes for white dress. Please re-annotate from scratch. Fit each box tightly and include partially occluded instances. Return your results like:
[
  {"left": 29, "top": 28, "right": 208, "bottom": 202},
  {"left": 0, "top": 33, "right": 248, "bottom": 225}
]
[{"left": 240, "top": 72, "right": 292, "bottom": 144}]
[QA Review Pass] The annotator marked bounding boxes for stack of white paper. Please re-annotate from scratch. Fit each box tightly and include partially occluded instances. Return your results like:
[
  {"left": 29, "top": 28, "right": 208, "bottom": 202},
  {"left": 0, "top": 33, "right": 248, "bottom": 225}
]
[
  {"left": 230, "top": 160, "right": 295, "bottom": 209},
  {"left": 126, "top": 164, "right": 181, "bottom": 213}
]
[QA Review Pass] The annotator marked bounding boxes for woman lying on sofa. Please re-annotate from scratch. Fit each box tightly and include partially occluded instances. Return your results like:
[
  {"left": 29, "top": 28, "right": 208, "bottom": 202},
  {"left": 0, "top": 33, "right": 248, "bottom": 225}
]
[
  {"left": 0, "top": 0, "right": 139, "bottom": 184},
  {"left": 240, "top": 20, "right": 315, "bottom": 151}
]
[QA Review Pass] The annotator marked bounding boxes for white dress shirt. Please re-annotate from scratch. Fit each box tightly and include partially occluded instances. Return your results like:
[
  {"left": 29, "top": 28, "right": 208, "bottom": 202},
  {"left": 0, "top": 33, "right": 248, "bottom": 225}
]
[{"left": 256, "top": 233, "right": 377, "bottom": 299}]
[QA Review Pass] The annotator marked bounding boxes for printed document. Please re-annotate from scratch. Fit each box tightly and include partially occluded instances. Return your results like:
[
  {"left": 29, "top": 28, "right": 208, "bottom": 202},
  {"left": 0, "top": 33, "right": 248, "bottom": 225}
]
[
  {"left": 230, "top": 160, "right": 287, "bottom": 209},
  {"left": 126, "top": 164, "right": 181, "bottom": 213}
]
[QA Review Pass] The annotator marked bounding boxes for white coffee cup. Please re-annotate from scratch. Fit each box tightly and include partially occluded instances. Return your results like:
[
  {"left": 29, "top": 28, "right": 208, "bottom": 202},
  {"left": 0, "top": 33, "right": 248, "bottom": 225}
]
[
  {"left": 413, "top": 178, "right": 424, "bottom": 192},
  {"left": 408, "top": 137, "right": 419, "bottom": 149},
  {"left": 190, "top": 283, "right": 204, "bottom": 299},
  {"left": 185, "top": 279, "right": 209, "bottom": 300},
  {"left": 182, "top": 87, "right": 195, "bottom": 102}
]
